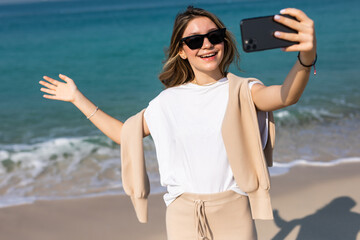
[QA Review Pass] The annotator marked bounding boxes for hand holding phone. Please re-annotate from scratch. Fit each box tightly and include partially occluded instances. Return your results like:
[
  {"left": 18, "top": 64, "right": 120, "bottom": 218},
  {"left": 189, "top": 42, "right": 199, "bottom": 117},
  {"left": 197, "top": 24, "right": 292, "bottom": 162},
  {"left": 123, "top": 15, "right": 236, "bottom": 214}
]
[{"left": 240, "top": 14, "right": 299, "bottom": 52}]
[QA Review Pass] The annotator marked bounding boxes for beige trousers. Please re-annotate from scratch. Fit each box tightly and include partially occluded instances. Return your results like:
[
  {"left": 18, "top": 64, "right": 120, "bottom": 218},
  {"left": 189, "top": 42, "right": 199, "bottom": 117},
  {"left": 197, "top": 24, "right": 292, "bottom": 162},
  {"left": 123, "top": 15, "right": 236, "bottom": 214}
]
[{"left": 166, "top": 190, "right": 257, "bottom": 240}]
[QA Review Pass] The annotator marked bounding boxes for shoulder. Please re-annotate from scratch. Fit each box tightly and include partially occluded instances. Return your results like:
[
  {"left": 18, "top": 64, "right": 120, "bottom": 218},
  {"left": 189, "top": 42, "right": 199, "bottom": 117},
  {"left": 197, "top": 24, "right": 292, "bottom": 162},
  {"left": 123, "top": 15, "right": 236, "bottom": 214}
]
[
  {"left": 144, "top": 87, "right": 184, "bottom": 135},
  {"left": 145, "top": 86, "right": 182, "bottom": 118},
  {"left": 147, "top": 87, "right": 176, "bottom": 106},
  {"left": 226, "top": 72, "right": 264, "bottom": 88},
  {"left": 226, "top": 72, "right": 248, "bottom": 82},
  {"left": 148, "top": 84, "right": 189, "bottom": 106}
]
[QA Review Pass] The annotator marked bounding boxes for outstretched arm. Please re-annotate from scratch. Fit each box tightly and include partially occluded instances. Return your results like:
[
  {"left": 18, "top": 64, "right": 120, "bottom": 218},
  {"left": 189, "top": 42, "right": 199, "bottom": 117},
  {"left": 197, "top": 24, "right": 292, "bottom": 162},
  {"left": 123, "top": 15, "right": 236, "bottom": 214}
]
[
  {"left": 39, "top": 74, "right": 150, "bottom": 144},
  {"left": 251, "top": 8, "right": 317, "bottom": 112}
]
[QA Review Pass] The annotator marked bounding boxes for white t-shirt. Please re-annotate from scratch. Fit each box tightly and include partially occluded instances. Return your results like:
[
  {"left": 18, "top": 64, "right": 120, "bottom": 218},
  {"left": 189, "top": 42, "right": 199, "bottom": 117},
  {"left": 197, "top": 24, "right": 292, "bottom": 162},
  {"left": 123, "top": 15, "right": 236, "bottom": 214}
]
[{"left": 144, "top": 77, "right": 268, "bottom": 206}]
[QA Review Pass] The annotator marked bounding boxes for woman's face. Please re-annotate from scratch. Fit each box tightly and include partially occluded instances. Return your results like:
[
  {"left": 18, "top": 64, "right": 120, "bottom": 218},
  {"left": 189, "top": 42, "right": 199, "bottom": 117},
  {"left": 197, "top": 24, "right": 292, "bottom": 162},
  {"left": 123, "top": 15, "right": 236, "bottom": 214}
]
[{"left": 179, "top": 17, "right": 224, "bottom": 79}]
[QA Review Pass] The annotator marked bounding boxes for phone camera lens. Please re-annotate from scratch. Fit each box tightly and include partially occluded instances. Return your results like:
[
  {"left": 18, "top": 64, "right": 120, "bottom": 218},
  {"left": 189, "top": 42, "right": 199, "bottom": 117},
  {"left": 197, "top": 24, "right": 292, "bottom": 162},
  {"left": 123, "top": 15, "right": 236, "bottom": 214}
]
[
  {"left": 252, "top": 44, "right": 257, "bottom": 50},
  {"left": 248, "top": 39, "right": 253, "bottom": 44}
]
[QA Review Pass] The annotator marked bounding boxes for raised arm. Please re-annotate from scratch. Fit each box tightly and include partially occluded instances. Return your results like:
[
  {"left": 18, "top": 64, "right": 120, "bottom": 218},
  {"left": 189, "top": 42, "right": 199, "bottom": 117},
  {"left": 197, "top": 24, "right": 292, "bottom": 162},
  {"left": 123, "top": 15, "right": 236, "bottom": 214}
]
[
  {"left": 39, "top": 74, "right": 150, "bottom": 144},
  {"left": 251, "top": 8, "right": 317, "bottom": 112}
]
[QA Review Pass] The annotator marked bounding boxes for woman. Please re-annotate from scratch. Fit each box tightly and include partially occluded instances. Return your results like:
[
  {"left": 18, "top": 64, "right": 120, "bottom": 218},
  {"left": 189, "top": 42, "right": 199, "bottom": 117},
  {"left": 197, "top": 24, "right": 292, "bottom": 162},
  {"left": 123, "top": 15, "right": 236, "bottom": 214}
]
[{"left": 39, "top": 6, "right": 316, "bottom": 240}]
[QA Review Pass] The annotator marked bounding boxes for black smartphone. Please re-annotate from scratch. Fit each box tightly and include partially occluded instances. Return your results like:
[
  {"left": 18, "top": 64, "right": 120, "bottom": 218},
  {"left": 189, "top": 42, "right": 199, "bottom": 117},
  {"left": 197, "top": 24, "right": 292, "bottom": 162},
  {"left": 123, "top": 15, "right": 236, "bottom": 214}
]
[{"left": 240, "top": 14, "right": 299, "bottom": 52}]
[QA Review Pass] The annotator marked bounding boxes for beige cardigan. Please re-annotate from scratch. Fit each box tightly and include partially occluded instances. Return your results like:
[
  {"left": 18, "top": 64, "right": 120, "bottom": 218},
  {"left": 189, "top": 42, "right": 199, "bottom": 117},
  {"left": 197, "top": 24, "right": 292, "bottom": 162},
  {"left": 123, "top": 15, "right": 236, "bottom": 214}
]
[{"left": 120, "top": 73, "right": 275, "bottom": 223}]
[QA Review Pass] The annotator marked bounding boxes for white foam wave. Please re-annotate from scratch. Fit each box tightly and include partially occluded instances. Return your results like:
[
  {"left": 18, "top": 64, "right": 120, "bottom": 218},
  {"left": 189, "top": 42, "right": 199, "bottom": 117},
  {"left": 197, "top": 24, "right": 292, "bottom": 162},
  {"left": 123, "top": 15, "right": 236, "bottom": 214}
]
[
  {"left": 274, "top": 110, "right": 291, "bottom": 119},
  {"left": 274, "top": 107, "right": 345, "bottom": 124},
  {"left": 270, "top": 157, "right": 360, "bottom": 176},
  {"left": 298, "top": 107, "right": 344, "bottom": 119},
  {"left": 0, "top": 135, "right": 159, "bottom": 209}
]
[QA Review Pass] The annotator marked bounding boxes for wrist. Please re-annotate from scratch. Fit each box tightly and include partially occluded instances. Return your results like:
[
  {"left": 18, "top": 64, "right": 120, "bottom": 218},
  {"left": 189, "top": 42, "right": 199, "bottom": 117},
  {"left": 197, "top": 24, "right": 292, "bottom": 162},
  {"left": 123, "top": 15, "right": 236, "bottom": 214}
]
[
  {"left": 71, "top": 89, "right": 82, "bottom": 104},
  {"left": 298, "top": 51, "right": 317, "bottom": 66},
  {"left": 297, "top": 51, "right": 317, "bottom": 75}
]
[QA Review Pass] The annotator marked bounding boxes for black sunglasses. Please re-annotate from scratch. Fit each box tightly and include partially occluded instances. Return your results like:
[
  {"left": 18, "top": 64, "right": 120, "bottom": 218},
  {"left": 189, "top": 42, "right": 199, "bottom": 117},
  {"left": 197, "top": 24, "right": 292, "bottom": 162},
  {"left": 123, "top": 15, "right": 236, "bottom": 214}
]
[{"left": 180, "top": 28, "right": 226, "bottom": 50}]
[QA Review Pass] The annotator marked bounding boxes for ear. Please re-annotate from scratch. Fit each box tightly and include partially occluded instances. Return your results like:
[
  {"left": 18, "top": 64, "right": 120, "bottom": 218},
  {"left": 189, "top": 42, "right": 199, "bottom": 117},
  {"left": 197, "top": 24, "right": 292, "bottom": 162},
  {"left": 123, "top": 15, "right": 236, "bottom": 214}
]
[{"left": 178, "top": 48, "right": 187, "bottom": 60}]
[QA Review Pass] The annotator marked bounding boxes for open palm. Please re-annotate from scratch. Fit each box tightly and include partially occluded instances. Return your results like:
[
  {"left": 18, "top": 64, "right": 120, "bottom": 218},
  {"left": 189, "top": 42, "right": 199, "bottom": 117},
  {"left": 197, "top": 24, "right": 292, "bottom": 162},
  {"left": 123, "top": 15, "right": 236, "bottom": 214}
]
[{"left": 39, "top": 74, "right": 78, "bottom": 102}]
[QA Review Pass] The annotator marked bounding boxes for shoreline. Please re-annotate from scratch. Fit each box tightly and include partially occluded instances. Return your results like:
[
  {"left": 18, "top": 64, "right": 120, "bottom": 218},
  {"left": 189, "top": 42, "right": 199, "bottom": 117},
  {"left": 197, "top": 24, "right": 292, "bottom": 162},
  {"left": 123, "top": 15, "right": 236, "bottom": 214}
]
[
  {"left": 1, "top": 161, "right": 360, "bottom": 240},
  {"left": 2, "top": 156, "right": 360, "bottom": 210}
]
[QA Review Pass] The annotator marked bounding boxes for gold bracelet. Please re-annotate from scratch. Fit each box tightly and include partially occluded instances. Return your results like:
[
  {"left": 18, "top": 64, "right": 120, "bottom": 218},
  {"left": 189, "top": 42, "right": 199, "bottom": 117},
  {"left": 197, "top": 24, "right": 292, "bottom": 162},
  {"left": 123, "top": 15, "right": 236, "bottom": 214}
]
[{"left": 87, "top": 106, "right": 99, "bottom": 120}]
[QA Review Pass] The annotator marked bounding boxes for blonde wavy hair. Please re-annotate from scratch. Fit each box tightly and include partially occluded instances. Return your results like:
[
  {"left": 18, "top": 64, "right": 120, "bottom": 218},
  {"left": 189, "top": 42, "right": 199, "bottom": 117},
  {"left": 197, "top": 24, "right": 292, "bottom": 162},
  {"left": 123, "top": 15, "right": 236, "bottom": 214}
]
[{"left": 159, "top": 6, "right": 240, "bottom": 88}]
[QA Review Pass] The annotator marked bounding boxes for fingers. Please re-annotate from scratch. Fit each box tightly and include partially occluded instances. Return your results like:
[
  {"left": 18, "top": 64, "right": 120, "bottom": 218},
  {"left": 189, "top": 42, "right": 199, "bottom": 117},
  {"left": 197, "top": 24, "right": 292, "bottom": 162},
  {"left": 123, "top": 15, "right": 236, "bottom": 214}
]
[
  {"left": 39, "top": 80, "right": 57, "bottom": 90},
  {"left": 282, "top": 42, "right": 314, "bottom": 52},
  {"left": 274, "top": 31, "right": 299, "bottom": 43},
  {"left": 274, "top": 8, "right": 316, "bottom": 53},
  {"left": 42, "top": 74, "right": 73, "bottom": 85},
  {"left": 43, "top": 94, "right": 59, "bottom": 100},
  {"left": 40, "top": 75, "right": 59, "bottom": 100},
  {"left": 43, "top": 76, "right": 59, "bottom": 86},
  {"left": 40, "top": 87, "right": 56, "bottom": 95},
  {"left": 279, "top": 8, "right": 311, "bottom": 23},
  {"left": 274, "top": 14, "right": 301, "bottom": 31},
  {"left": 58, "top": 74, "right": 73, "bottom": 83},
  {"left": 274, "top": 29, "right": 314, "bottom": 51},
  {"left": 274, "top": 8, "right": 314, "bottom": 32},
  {"left": 281, "top": 44, "right": 301, "bottom": 52},
  {"left": 40, "top": 74, "right": 77, "bottom": 102}
]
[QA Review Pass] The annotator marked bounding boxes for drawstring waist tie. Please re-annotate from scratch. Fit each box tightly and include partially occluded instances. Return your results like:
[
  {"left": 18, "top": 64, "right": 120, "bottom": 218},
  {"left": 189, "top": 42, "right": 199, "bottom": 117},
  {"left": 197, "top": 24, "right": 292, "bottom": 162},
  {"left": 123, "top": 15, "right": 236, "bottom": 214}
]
[
  {"left": 194, "top": 199, "right": 211, "bottom": 240},
  {"left": 180, "top": 190, "right": 244, "bottom": 240}
]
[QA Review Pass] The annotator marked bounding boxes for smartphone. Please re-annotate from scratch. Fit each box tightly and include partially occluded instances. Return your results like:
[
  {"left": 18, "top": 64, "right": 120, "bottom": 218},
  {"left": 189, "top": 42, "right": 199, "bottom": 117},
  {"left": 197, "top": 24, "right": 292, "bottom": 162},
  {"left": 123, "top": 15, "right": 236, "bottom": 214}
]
[{"left": 240, "top": 14, "right": 299, "bottom": 52}]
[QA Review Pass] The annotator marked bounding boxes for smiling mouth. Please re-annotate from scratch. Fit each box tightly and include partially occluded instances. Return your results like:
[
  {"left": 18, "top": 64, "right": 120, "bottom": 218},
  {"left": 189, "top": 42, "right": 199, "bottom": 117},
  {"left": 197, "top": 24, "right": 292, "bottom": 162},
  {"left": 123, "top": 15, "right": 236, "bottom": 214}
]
[{"left": 199, "top": 52, "right": 217, "bottom": 59}]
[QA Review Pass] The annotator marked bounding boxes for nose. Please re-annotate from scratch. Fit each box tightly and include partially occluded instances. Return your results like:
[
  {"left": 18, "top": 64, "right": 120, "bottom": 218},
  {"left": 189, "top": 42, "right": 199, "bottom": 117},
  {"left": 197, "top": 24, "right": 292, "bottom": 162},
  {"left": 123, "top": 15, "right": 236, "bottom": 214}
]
[{"left": 202, "top": 37, "right": 213, "bottom": 49}]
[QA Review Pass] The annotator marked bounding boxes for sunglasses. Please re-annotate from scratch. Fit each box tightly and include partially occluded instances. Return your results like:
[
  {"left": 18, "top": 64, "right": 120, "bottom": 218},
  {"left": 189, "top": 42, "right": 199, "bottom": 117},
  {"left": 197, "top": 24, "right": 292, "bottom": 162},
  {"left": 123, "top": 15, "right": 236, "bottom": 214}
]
[{"left": 180, "top": 28, "right": 226, "bottom": 50}]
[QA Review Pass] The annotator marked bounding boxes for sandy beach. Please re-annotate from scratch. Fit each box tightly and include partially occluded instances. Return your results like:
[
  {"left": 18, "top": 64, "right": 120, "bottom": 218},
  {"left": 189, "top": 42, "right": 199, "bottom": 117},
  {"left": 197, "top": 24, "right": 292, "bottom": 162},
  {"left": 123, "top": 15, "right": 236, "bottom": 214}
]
[{"left": 1, "top": 162, "right": 359, "bottom": 240}]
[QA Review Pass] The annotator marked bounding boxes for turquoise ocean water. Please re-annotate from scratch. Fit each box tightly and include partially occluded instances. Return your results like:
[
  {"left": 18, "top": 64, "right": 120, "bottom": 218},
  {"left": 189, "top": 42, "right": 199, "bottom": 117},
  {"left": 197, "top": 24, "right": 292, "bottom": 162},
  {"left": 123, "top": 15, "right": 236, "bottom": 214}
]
[{"left": 0, "top": 0, "right": 359, "bottom": 207}]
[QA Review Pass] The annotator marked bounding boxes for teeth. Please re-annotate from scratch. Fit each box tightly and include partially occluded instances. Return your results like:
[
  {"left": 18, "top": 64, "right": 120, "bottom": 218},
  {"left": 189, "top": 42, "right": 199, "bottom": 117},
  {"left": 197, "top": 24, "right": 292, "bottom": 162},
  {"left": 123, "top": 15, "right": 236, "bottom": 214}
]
[{"left": 200, "top": 53, "right": 216, "bottom": 58}]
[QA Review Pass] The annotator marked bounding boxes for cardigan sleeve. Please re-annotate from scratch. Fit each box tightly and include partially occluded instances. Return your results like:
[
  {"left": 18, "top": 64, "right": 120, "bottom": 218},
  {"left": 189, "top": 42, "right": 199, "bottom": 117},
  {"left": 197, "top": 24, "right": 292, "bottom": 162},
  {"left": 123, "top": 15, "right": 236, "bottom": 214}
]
[
  {"left": 223, "top": 73, "right": 274, "bottom": 219},
  {"left": 120, "top": 108, "right": 150, "bottom": 223},
  {"left": 249, "top": 80, "right": 269, "bottom": 150}
]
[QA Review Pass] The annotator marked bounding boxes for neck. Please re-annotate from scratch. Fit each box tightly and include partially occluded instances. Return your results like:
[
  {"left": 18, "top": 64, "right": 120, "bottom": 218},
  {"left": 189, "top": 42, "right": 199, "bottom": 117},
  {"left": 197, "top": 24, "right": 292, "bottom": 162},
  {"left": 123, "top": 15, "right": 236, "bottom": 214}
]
[{"left": 192, "top": 70, "right": 224, "bottom": 85}]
